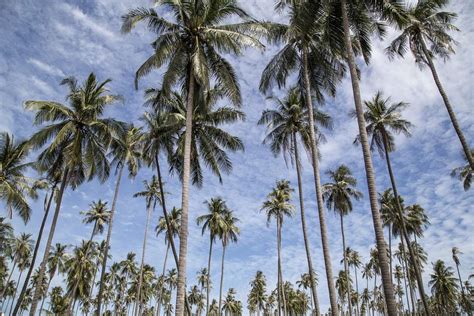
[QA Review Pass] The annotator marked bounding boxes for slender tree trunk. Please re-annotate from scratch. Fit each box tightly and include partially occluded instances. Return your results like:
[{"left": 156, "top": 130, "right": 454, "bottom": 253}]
[
  {"left": 9, "top": 269, "right": 23, "bottom": 315},
  {"left": 218, "top": 243, "right": 226, "bottom": 316},
  {"left": 400, "top": 238, "right": 415, "bottom": 315},
  {"left": 30, "top": 168, "right": 69, "bottom": 316},
  {"left": 96, "top": 164, "right": 124, "bottom": 314},
  {"left": 455, "top": 263, "right": 465, "bottom": 295},
  {"left": 206, "top": 237, "right": 213, "bottom": 316},
  {"left": 136, "top": 203, "right": 153, "bottom": 316},
  {"left": 419, "top": 36, "right": 474, "bottom": 170},
  {"left": 388, "top": 225, "right": 393, "bottom": 284},
  {"left": 340, "top": 214, "right": 352, "bottom": 315},
  {"left": 157, "top": 245, "right": 170, "bottom": 316},
  {"left": 301, "top": 48, "right": 338, "bottom": 316},
  {"left": 40, "top": 276, "right": 53, "bottom": 314},
  {"left": 354, "top": 266, "right": 360, "bottom": 316},
  {"left": 1, "top": 260, "right": 17, "bottom": 300},
  {"left": 381, "top": 137, "right": 430, "bottom": 314},
  {"left": 276, "top": 220, "right": 282, "bottom": 316},
  {"left": 277, "top": 219, "right": 287, "bottom": 316},
  {"left": 400, "top": 258, "right": 411, "bottom": 315},
  {"left": 175, "top": 70, "right": 195, "bottom": 316},
  {"left": 339, "top": 1, "right": 397, "bottom": 315},
  {"left": 13, "top": 184, "right": 57, "bottom": 314},
  {"left": 292, "top": 133, "right": 320, "bottom": 315}
]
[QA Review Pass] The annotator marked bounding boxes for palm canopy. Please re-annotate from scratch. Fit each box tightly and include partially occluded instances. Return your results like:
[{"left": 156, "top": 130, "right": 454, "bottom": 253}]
[
  {"left": 358, "top": 91, "right": 412, "bottom": 156},
  {"left": 9, "top": 233, "right": 34, "bottom": 264},
  {"left": 429, "top": 259, "right": 459, "bottom": 313},
  {"left": 156, "top": 206, "right": 182, "bottom": 244},
  {"left": 122, "top": 0, "right": 265, "bottom": 105},
  {"left": 451, "top": 149, "right": 473, "bottom": 191},
  {"left": 220, "top": 210, "right": 239, "bottom": 246},
  {"left": 386, "top": 0, "right": 459, "bottom": 65},
  {"left": 133, "top": 175, "right": 163, "bottom": 208},
  {"left": 48, "top": 243, "right": 69, "bottom": 278},
  {"left": 322, "top": 164, "right": 362, "bottom": 216},
  {"left": 260, "top": 180, "right": 294, "bottom": 225},
  {"left": 0, "top": 132, "right": 38, "bottom": 223},
  {"left": 65, "top": 240, "right": 95, "bottom": 300},
  {"left": 197, "top": 197, "right": 230, "bottom": 242},
  {"left": 25, "top": 73, "right": 125, "bottom": 189},
  {"left": 258, "top": 86, "right": 332, "bottom": 164},
  {"left": 0, "top": 217, "right": 13, "bottom": 254},
  {"left": 109, "top": 125, "right": 143, "bottom": 178},
  {"left": 81, "top": 200, "right": 111, "bottom": 236}
]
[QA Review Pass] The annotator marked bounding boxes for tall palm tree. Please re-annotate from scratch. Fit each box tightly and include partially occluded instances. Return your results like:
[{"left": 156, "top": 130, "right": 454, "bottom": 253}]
[
  {"left": 451, "top": 149, "right": 474, "bottom": 191},
  {"left": 386, "top": 0, "right": 473, "bottom": 170},
  {"left": 347, "top": 248, "right": 362, "bottom": 316},
  {"left": 9, "top": 252, "right": 32, "bottom": 315},
  {"left": 259, "top": 2, "right": 345, "bottom": 312},
  {"left": 197, "top": 197, "right": 229, "bottom": 314},
  {"left": 133, "top": 176, "right": 162, "bottom": 315},
  {"left": 26, "top": 73, "right": 124, "bottom": 315},
  {"left": 218, "top": 211, "right": 239, "bottom": 315},
  {"left": 451, "top": 247, "right": 466, "bottom": 298},
  {"left": 258, "top": 87, "right": 332, "bottom": 314},
  {"left": 121, "top": 1, "right": 265, "bottom": 312},
  {"left": 96, "top": 125, "right": 143, "bottom": 314},
  {"left": 39, "top": 243, "right": 68, "bottom": 313},
  {"left": 0, "top": 132, "right": 37, "bottom": 223},
  {"left": 296, "top": 272, "right": 317, "bottom": 314},
  {"left": 260, "top": 180, "right": 294, "bottom": 316},
  {"left": 429, "top": 260, "right": 459, "bottom": 314},
  {"left": 322, "top": 164, "right": 362, "bottom": 314}
]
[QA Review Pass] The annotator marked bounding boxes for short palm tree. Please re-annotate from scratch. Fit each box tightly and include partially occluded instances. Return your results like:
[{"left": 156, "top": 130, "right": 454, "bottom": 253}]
[
  {"left": 260, "top": 180, "right": 294, "bottom": 316},
  {"left": 25, "top": 73, "right": 124, "bottom": 315},
  {"left": 386, "top": 0, "right": 473, "bottom": 170},
  {"left": 322, "top": 164, "right": 362, "bottom": 314},
  {"left": 258, "top": 87, "right": 332, "bottom": 314},
  {"left": 121, "top": 1, "right": 265, "bottom": 311},
  {"left": 429, "top": 260, "right": 459, "bottom": 314},
  {"left": 451, "top": 149, "right": 473, "bottom": 191}
]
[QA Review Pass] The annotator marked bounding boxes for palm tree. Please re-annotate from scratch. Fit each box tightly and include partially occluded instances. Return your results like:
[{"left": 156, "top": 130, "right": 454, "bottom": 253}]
[
  {"left": 0, "top": 217, "right": 13, "bottom": 254},
  {"left": 386, "top": 0, "right": 473, "bottom": 170},
  {"left": 39, "top": 243, "right": 68, "bottom": 313},
  {"left": 335, "top": 270, "right": 351, "bottom": 312},
  {"left": 429, "top": 260, "right": 459, "bottom": 314},
  {"left": 218, "top": 211, "right": 239, "bottom": 315},
  {"left": 197, "top": 197, "right": 229, "bottom": 314},
  {"left": 121, "top": 1, "right": 265, "bottom": 312},
  {"left": 296, "top": 272, "right": 317, "bottom": 314},
  {"left": 322, "top": 164, "right": 362, "bottom": 314},
  {"left": 347, "top": 248, "right": 362, "bottom": 316},
  {"left": 0, "top": 132, "right": 37, "bottom": 223},
  {"left": 451, "top": 149, "right": 474, "bottom": 191},
  {"left": 260, "top": 180, "right": 294, "bottom": 316},
  {"left": 452, "top": 247, "right": 466, "bottom": 297},
  {"left": 96, "top": 125, "right": 143, "bottom": 313},
  {"left": 196, "top": 268, "right": 209, "bottom": 298},
  {"left": 259, "top": 2, "right": 346, "bottom": 312},
  {"left": 133, "top": 176, "right": 162, "bottom": 315},
  {"left": 26, "top": 73, "right": 124, "bottom": 315},
  {"left": 258, "top": 87, "right": 332, "bottom": 314},
  {"left": 248, "top": 271, "right": 267, "bottom": 316},
  {"left": 9, "top": 256, "right": 32, "bottom": 315}
]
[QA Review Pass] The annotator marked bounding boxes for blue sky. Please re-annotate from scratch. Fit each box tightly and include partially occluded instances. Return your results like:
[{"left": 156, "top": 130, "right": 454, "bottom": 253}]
[{"left": 1, "top": 0, "right": 473, "bottom": 313}]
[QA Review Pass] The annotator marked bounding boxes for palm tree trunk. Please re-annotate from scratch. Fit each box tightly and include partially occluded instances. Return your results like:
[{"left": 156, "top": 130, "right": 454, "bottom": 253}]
[
  {"left": 381, "top": 136, "right": 430, "bottom": 314},
  {"left": 388, "top": 224, "right": 393, "bottom": 284},
  {"left": 218, "top": 242, "right": 226, "bottom": 316},
  {"left": 400, "top": 238, "right": 415, "bottom": 315},
  {"left": 455, "top": 263, "right": 465, "bottom": 295},
  {"left": 96, "top": 164, "right": 124, "bottom": 314},
  {"left": 400, "top": 259, "right": 410, "bottom": 315},
  {"left": 419, "top": 36, "right": 474, "bottom": 170},
  {"left": 339, "top": 2, "right": 397, "bottom": 315},
  {"left": 292, "top": 133, "right": 320, "bottom": 315},
  {"left": 340, "top": 213, "right": 352, "bottom": 315},
  {"left": 136, "top": 202, "right": 153, "bottom": 316},
  {"left": 157, "top": 245, "right": 170, "bottom": 316},
  {"left": 30, "top": 168, "right": 69, "bottom": 316},
  {"left": 301, "top": 47, "right": 338, "bottom": 316},
  {"left": 1, "top": 260, "right": 17, "bottom": 300},
  {"left": 206, "top": 237, "right": 213, "bottom": 316},
  {"left": 13, "top": 184, "right": 57, "bottom": 315},
  {"left": 175, "top": 70, "right": 195, "bottom": 316},
  {"left": 277, "top": 219, "right": 287, "bottom": 316},
  {"left": 39, "top": 276, "right": 53, "bottom": 314},
  {"left": 276, "top": 220, "right": 282, "bottom": 316},
  {"left": 9, "top": 269, "right": 23, "bottom": 315},
  {"left": 354, "top": 266, "right": 360, "bottom": 316}
]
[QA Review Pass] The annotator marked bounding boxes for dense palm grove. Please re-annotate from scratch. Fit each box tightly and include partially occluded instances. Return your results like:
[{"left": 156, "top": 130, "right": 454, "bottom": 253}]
[{"left": 0, "top": 0, "right": 473, "bottom": 315}]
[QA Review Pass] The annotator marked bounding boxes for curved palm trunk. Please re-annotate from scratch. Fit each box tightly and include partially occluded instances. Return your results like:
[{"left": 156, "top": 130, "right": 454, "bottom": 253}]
[
  {"left": 381, "top": 136, "right": 430, "bottom": 314},
  {"left": 419, "top": 37, "right": 474, "bottom": 170},
  {"left": 30, "top": 168, "right": 69, "bottom": 316},
  {"left": 135, "top": 202, "right": 153, "bottom": 316},
  {"left": 175, "top": 72, "right": 195, "bottom": 316},
  {"left": 9, "top": 270, "right": 24, "bottom": 315},
  {"left": 339, "top": 2, "right": 397, "bottom": 315},
  {"left": 1, "top": 260, "right": 16, "bottom": 301},
  {"left": 340, "top": 214, "right": 352, "bottom": 315},
  {"left": 301, "top": 48, "right": 338, "bottom": 316},
  {"left": 39, "top": 275, "right": 54, "bottom": 314},
  {"left": 454, "top": 263, "right": 465, "bottom": 296},
  {"left": 292, "top": 133, "right": 320, "bottom": 315},
  {"left": 157, "top": 244, "right": 170, "bottom": 316},
  {"left": 218, "top": 242, "right": 226, "bottom": 316},
  {"left": 206, "top": 237, "right": 213, "bottom": 316},
  {"left": 13, "top": 185, "right": 56, "bottom": 315},
  {"left": 400, "top": 238, "right": 416, "bottom": 314},
  {"left": 96, "top": 164, "right": 124, "bottom": 315}
]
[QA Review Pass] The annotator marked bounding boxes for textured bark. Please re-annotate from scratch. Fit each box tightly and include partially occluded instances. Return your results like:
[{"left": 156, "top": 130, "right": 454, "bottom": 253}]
[
  {"left": 96, "top": 164, "right": 124, "bottom": 314},
  {"left": 206, "top": 237, "right": 213, "bottom": 316},
  {"left": 353, "top": 266, "right": 360, "bottom": 316},
  {"left": 135, "top": 202, "right": 153, "bottom": 316},
  {"left": 339, "top": 1, "right": 397, "bottom": 314},
  {"left": 340, "top": 214, "right": 352, "bottom": 315},
  {"left": 175, "top": 71, "right": 195, "bottom": 316},
  {"left": 293, "top": 133, "right": 320, "bottom": 315},
  {"left": 218, "top": 243, "right": 226, "bottom": 316},
  {"left": 302, "top": 48, "right": 338, "bottom": 315},
  {"left": 420, "top": 36, "right": 474, "bottom": 170},
  {"left": 30, "top": 168, "right": 69, "bottom": 316}
]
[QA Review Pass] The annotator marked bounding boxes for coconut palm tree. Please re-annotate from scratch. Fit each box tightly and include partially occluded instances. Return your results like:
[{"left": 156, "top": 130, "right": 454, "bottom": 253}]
[
  {"left": 133, "top": 176, "right": 162, "bottom": 315},
  {"left": 335, "top": 270, "right": 351, "bottom": 312},
  {"left": 218, "top": 211, "right": 239, "bottom": 315},
  {"left": 248, "top": 271, "right": 267, "bottom": 316},
  {"left": 96, "top": 125, "right": 143, "bottom": 313},
  {"left": 0, "top": 217, "right": 13, "bottom": 255},
  {"left": 296, "top": 272, "right": 318, "bottom": 314},
  {"left": 322, "top": 164, "right": 362, "bottom": 314},
  {"left": 429, "top": 260, "right": 459, "bottom": 314},
  {"left": 259, "top": 2, "right": 346, "bottom": 312},
  {"left": 451, "top": 149, "right": 474, "bottom": 191},
  {"left": 258, "top": 87, "right": 332, "bottom": 314},
  {"left": 26, "top": 73, "right": 124, "bottom": 315},
  {"left": 347, "top": 248, "right": 362, "bottom": 316},
  {"left": 452, "top": 247, "right": 466, "bottom": 297},
  {"left": 260, "top": 180, "right": 294, "bottom": 316},
  {"left": 386, "top": 0, "right": 473, "bottom": 170},
  {"left": 121, "top": 1, "right": 265, "bottom": 312}
]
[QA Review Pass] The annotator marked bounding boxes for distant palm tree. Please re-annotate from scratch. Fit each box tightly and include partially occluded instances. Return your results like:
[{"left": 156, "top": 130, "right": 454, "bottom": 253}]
[
  {"left": 26, "top": 73, "right": 124, "bottom": 315},
  {"left": 387, "top": 0, "right": 473, "bottom": 170},
  {"left": 323, "top": 164, "right": 362, "bottom": 314},
  {"left": 451, "top": 149, "right": 473, "bottom": 191},
  {"left": 451, "top": 247, "right": 466, "bottom": 297},
  {"left": 248, "top": 271, "right": 267, "bottom": 316},
  {"left": 260, "top": 180, "right": 294, "bottom": 316},
  {"left": 347, "top": 248, "right": 362, "bottom": 315},
  {"left": 39, "top": 243, "right": 68, "bottom": 313},
  {"left": 429, "top": 260, "right": 459, "bottom": 314}
]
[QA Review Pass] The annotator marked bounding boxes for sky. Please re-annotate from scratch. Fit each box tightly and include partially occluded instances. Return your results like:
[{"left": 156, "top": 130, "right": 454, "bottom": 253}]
[{"left": 1, "top": 0, "right": 473, "bottom": 313}]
